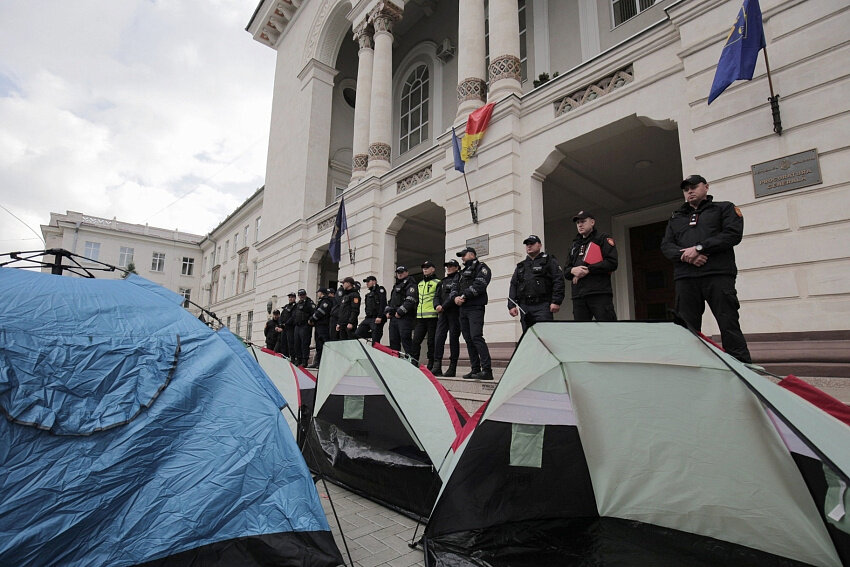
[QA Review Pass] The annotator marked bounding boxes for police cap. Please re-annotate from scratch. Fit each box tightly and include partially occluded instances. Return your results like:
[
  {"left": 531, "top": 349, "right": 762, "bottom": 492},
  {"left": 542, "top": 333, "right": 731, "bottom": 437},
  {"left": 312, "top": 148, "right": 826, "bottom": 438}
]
[
  {"left": 680, "top": 174, "right": 708, "bottom": 189},
  {"left": 444, "top": 259, "right": 460, "bottom": 268},
  {"left": 395, "top": 265, "right": 408, "bottom": 273},
  {"left": 421, "top": 260, "right": 435, "bottom": 268},
  {"left": 297, "top": 289, "right": 307, "bottom": 296},
  {"left": 523, "top": 234, "right": 541, "bottom": 245},
  {"left": 572, "top": 210, "right": 595, "bottom": 222},
  {"left": 455, "top": 247, "right": 477, "bottom": 257},
  {"left": 363, "top": 275, "right": 377, "bottom": 283}
]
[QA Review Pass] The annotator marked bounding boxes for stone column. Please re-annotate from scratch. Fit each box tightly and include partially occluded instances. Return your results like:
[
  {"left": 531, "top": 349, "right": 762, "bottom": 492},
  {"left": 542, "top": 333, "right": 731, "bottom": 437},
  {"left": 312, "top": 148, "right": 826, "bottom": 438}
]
[
  {"left": 366, "top": 2, "right": 402, "bottom": 177},
  {"left": 350, "top": 23, "right": 374, "bottom": 186},
  {"left": 487, "top": 0, "right": 523, "bottom": 102},
  {"left": 456, "top": 0, "right": 487, "bottom": 119}
]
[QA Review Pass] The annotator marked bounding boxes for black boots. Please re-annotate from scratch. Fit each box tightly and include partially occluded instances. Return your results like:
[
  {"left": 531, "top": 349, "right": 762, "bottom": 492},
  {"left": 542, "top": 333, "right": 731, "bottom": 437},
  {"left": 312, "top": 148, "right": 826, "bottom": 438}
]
[
  {"left": 443, "top": 361, "right": 457, "bottom": 377},
  {"left": 462, "top": 369, "right": 479, "bottom": 379},
  {"left": 470, "top": 369, "right": 493, "bottom": 381},
  {"left": 432, "top": 360, "right": 443, "bottom": 376}
]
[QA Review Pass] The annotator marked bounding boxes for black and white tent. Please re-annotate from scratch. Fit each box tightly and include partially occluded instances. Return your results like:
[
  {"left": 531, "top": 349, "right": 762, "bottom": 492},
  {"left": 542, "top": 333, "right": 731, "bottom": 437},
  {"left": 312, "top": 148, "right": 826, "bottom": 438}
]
[{"left": 423, "top": 322, "right": 849, "bottom": 566}]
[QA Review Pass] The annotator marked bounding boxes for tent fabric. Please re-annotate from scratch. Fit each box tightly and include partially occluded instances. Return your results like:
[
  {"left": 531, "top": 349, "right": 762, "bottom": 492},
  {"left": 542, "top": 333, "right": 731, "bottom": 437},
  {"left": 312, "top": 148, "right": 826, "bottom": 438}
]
[
  {"left": 250, "top": 345, "right": 317, "bottom": 441},
  {"left": 424, "top": 322, "right": 849, "bottom": 567},
  {"left": 0, "top": 268, "right": 342, "bottom": 566},
  {"left": 305, "top": 339, "right": 467, "bottom": 518},
  {"left": 779, "top": 375, "right": 850, "bottom": 427}
]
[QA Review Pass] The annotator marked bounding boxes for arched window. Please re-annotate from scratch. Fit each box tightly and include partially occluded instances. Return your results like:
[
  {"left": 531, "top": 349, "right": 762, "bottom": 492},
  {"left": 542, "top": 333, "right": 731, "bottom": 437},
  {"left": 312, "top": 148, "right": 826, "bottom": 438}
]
[{"left": 399, "top": 65, "right": 430, "bottom": 155}]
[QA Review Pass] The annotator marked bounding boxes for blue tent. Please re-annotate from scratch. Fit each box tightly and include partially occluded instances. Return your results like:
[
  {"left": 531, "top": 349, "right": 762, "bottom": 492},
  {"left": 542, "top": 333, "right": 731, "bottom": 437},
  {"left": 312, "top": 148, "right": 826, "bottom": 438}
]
[{"left": 0, "top": 268, "right": 343, "bottom": 566}]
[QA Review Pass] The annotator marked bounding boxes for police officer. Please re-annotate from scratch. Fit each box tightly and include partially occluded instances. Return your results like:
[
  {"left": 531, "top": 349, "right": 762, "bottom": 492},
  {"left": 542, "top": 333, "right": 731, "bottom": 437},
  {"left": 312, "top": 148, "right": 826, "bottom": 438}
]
[
  {"left": 292, "top": 289, "right": 315, "bottom": 366},
  {"left": 564, "top": 211, "right": 618, "bottom": 321},
  {"left": 452, "top": 247, "right": 493, "bottom": 381},
  {"left": 327, "top": 285, "right": 341, "bottom": 342},
  {"left": 275, "top": 292, "right": 297, "bottom": 357},
  {"left": 411, "top": 261, "right": 441, "bottom": 370},
  {"left": 508, "top": 235, "right": 565, "bottom": 333},
  {"left": 386, "top": 265, "right": 418, "bottom": 357},
  {"left": 264, "top": 309, "right": 281, "bottom": 350},
  {"left": 356, "top": 276, "right": 387, "bottom": 344},
  {"left": 432, "top": 259, "right": 462, "bottom": 377},
  {"left": 661, "top": 174, "right": 752, "bottom": 363},
  {"left": 336, "top": 276, "right": 361, "bottom": 340},
  {"left": 309, "top": 287, "right": 333, "bottom": 366}
]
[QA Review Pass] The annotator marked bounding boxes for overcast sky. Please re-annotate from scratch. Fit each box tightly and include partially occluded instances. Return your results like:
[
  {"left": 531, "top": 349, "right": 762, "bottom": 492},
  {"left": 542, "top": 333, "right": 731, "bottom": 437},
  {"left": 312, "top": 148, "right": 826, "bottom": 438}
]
[{"left": 0, "top": 1, "right": 276, "bottom": 250}]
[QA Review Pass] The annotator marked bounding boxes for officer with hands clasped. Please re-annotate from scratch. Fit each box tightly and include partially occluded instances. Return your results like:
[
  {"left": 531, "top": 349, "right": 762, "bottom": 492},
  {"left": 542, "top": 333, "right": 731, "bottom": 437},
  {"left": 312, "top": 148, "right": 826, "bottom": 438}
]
[
  {"left": 292, "top": 289, "right": 315, "bottom": 366},
  {"left": 508, "top": 234, "right": 565, "bottom": 333},
  {"left": 660, "top": 174, "right": 752, "bottom": 363},
  {"left": 309, "top": 287, "right": 333, "bottom": 367},
  {"left": 336, "top": 276, "right": 361, "bottom": 340},
  {"left": 386, "top": 266, "right": 419, "bottom": 357},
  {"left": 452, "top": 247, "right": 493, "bottom": 381},
  {"left": 432, "top": 259, "right": 462, "bottom": 377},
  {"left": 411, "top": 260, "right": 441, "bottom": 370},
  {"left": 275, "top": 292, "right": 297, "bottom": 357},
  {"left": 564, "top": 211, "right": 618, "bottom": 321},
  {"left": 355, "top": 275, "right": 387, "bottom": 344}
]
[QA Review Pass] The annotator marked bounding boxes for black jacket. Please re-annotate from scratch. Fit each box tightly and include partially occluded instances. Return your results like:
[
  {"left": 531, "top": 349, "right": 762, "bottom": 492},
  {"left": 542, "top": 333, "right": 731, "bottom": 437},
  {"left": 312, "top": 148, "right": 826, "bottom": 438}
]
[
  {"left": 508, "top": 252, "right": 565, "bottom": 308},
  {"left": 337, "top": 287, "right": 361, "bottom": 327},
  {"left": 364, "top": 285, "right": 387, "bottom": 318},
  {"left": 434, "top": 272, "right": 461, "bottom": 312},
  {"left": 565, "top": 229, "right": 618, "bottom": 298},
  {"left": 280, "top": 302, "right": 297, "bottom": 327},
  {"left": 387, "top": 276, "right": 418, "bottom": 318},
  {"left": 292, "top": 298, "right": 315, "bottom": 325},
  {"left": 264, "top": 317, "right": 280, "bottom": 348},
  {"left": 310, "top": 297, "right": 333, "bottom": 324},
  {"left": 660, "top": 196, "right": 743, "bottom": 280},
  {"left": 453, "top": 259, "right": 491, "bottom": 307}
]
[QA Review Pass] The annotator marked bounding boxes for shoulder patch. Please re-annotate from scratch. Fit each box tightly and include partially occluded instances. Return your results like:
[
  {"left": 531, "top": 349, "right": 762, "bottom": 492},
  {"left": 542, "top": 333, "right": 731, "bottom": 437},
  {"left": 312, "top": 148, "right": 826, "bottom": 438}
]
[
  {"left": 734, "top": 206, "right": 743, "bottom": 217},
  {"left": 607, "top": 237, "right": 615, "bottom": 247},
  {"left": 409, "top": 287, "right": 416, "bottom": 294},
  {"left": 482, "top": 267, "right": 488, "bottom": 275}
]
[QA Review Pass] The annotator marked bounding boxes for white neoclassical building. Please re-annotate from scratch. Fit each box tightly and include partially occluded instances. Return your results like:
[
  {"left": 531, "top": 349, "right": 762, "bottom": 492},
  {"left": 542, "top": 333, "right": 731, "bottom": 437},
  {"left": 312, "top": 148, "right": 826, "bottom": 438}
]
[{"left": 240, "top": 0, "right": 849, "bottom": 375}]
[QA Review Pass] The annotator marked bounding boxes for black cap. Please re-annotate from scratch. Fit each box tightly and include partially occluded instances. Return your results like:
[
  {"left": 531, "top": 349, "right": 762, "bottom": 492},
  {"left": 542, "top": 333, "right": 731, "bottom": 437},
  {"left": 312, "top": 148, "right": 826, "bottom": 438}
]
[
  {"left": 523, "top": 234, "right": 541, "bottom": 245},
  {"left": 316, "top": 287, "right": 325, "bottom": 293},
  {"left": 572, "top": 210, "right": 595, "bottom": 222},
  {"left": 421, "top": 260, "right": 435, "bottom": 269},
  {"left": 681, "top": 174, "right": 708, "bottom": 189},
  {"left": 456, "top": 247, "right": 476, "bottom": 257},
  {"left": 444, "top": 259, "right": 460, "bottom": 268},
  {"left": 297, "top": 288, "right": 307, "bottom": 295},
  {"left": 342, "top": 276, "right": 356, "bottom": 285},
  {"left": 326, "top": 287, "right": 335, "bottom": 295},
  {"left": 363, "top": 275, "right": 377, "bottom": 283},
  {"left": 287, "top": 292, "right": 296, "bottom": 297},
  {"left": 273, "top": 309, "right": 280, "bottom": 315},
  {"left": 395, "top": 265, "right": 407, "bottom": 273}
]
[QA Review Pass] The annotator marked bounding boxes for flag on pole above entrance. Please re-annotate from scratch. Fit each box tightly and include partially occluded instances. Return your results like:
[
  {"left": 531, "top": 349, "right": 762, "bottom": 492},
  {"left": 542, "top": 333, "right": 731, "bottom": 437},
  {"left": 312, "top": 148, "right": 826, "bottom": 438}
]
[
  {"left": 328, "top": 196, "right": 347, "bottom": 264},
  {"left": 461, "top": 102, "right": 496, "bottom": 161},
  {"left": 451, "top": 128, "right": 465, "bottom": 173},
  {"left": 707, "top": 0, "right": 766, "bottom": 104}
]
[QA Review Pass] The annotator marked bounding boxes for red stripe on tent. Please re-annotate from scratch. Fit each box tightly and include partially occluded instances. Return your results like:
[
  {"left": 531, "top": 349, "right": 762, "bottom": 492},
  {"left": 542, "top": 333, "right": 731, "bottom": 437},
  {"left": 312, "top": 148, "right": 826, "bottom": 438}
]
[
  {"left": 299, "top": 366, "right": 318, "bottom": 384},
  {"left": 452, "top": 400, "right": 489, "bottom": 451},
  {"left": 288, "top": 361, "right": 302, "bottom": 407},
  {"left": 372, "top": 342, "right": 400, "bottom": 357},
  {"left": 779, "top": 375, "right": 850, "bottom": 427},
  {"left": 420, "top": 367, "right": 470, "bottom": 436},
  {"left": 261, "top": 347, "right": 284, "bottom": 358},
  {"left": 698, "top": 332, "right": 725, "bottom": 351}
]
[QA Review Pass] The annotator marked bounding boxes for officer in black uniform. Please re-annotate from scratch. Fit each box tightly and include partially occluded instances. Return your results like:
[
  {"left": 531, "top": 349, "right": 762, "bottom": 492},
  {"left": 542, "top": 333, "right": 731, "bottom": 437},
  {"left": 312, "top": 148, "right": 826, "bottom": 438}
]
[
  {"left": 264, "top": 309, "right": 281, "bottom": 350},
  {"left": 452, "top": 247, "right": 493, "bottom": 380},
  {"left": 275, "top": 292, "right": 297, "bottom": 357},
  {"left": 309, "top": 287, "right": 333, "bottom": 366},
  {"left": 508, "top": 235, "right": 565, "bottom": 333},
  {"left": 356, "top": 276, "right": 387, "bottom": 344},
  {"left": 327, "top": 286, "right": 341, "bottom": 342},
  {"left": 386, "top": 266, "right": 418, "bottom": 356},
  {"left": 432, "top": 259, "right": 462, "bottom": 377},
  {"left": 564, "top": 211, "right": 618, "bottom": 321},
  {"left": 661, "top": 174, "right": 752, "bottom": 363},
  {"left": 336, "top": 276, "right": 361, "bottom": 340},
  {"left": 292, "top": 289, "right": 315, "bottom": 366}
]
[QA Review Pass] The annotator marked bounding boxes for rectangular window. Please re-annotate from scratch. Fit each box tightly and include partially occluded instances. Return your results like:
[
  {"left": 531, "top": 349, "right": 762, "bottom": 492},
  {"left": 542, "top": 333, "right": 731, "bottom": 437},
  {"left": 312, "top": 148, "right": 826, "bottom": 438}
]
[
  {"left": 119, "top": 246, "right": 134, "bottom": 268},
  {"left": 151, "top": 252, "right": 165, "bottom": 272},
  {"left": 255, "top": 217, "right": 261, "bottom": 242},
  {"left": 224, "top": 240, "right": 230, "bottom": 259},
  {"left": 178, "top": 287, "right": 191, "bottom": 308},
  {"left": 226, "top": 315, "right": 231, "bottom": 330},
  {"left": 84, "top": 241, "right": 100, "bottom": 261},
  {"left": 233, "top": 232, "right": 239, "bottom": 253},
  {"left": 612, "top": 0, "right": 656, "bottom": 26},
  {"left": 230, "top": 271, "right": 236, "bottom": 295},
  {"left": 243, "top": 225, "right": 249, "bottom": 248},
  {"left": 246, "top": 311, "right": 254, "bottom": 337},
  {"left": 181, "top": 257, "right": 195, "bottom": 276},
  {"left": 236, "top": 313, "right": 242, "bottom": 334},
  {"left": 215, "top": 246, "right": 221, "bottom": 265},
  {"left": 252, "top": 260, "right": 258, "bottom": 290},
  {"left": 221, "top": 275, "right": 227, "bottom": 298}
]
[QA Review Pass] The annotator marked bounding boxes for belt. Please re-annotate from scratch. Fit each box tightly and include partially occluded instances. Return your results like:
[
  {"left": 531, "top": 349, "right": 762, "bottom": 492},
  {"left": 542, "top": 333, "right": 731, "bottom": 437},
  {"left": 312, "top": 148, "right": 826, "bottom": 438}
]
[{"left": 522, "top": 296, "right": 547, "bottom": 305}]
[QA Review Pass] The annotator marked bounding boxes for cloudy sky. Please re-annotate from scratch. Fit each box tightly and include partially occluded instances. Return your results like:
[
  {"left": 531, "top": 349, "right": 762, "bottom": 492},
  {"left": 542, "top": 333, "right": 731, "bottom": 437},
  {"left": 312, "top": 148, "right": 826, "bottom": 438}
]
[{"left": 0, "top": 0, "right": 276, "bottom": 250}]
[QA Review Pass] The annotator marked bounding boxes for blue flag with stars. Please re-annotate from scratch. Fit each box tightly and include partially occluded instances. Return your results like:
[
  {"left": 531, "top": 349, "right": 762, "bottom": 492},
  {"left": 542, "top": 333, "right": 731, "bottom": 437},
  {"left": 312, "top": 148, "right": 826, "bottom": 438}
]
[
  {"left": 708, "top": 0, "right": 766, "bottom": 105},
  {"left": 329, "top": 196, "right": 347, "bottom": 263},
  {"left": 451, "top": 127, "right": 465, "bottom": 173}
]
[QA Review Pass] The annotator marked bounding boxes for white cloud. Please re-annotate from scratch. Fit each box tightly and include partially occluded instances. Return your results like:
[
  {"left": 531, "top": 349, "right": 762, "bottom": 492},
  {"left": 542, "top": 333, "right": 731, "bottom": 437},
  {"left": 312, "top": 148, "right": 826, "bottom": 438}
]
[{"left": 0, "top": 0, "right": 275, "bottom": 249}]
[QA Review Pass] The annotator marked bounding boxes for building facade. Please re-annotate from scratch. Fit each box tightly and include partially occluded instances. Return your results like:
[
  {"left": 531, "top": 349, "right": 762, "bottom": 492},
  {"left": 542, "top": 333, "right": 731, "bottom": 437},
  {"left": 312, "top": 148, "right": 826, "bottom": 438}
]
[
  {"left": 41, "top": 211, "right": 203, "bottom": 313},
  {"left": 243, "top": 0, "right": 849, "bottom": 373}
]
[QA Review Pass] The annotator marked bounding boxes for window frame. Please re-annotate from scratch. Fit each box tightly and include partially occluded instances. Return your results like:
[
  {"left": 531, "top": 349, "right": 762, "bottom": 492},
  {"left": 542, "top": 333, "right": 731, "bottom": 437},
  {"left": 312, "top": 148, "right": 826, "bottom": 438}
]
[
  {"left": 611, "top": 0, "right": 657, "bottom": 28},
  {"left": 83, "top": 241, "right": 100, "bottom": 261},
  {"left": 119, "top": 246, "right": 134, "bottom": 268},
  {"left": 181, "top": 257, "right": 195, "bottom": 276},
  {"left": 151, "top": 252, "right": 165, "bottom": 273},
  {"left": 398, "top": 64, "right": 431, "bottom": 156}
]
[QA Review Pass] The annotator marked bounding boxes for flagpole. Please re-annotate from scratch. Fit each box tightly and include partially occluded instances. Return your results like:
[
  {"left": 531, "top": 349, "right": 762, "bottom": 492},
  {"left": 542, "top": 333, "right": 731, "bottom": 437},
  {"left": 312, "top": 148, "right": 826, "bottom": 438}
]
[
  {"left": 762, "top": 45, "right": 782, "bottom": 135},
  {"left": 461, "top": 171, "right": 479, "bottom": 224}
]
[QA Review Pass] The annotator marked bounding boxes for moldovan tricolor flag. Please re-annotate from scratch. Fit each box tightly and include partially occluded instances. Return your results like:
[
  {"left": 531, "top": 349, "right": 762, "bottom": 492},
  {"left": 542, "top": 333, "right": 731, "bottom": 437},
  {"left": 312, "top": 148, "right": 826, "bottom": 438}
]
[{"left": 461, "top": 102, "right": 496, "bottom": 161}]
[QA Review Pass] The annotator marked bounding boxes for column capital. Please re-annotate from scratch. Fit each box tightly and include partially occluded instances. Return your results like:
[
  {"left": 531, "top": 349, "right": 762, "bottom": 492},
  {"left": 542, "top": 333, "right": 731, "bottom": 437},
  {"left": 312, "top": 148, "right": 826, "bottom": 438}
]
[
  {"left": 353, "top": 21, "right": 374, "bottom": 50},
  {"left": 368, "top": 1, "right": 403, "bottom": 34}
]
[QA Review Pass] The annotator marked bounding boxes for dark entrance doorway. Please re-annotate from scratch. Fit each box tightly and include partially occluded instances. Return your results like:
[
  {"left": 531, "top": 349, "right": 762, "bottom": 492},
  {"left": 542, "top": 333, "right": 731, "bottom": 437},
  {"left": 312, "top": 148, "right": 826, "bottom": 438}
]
[{"left": 629, "top": 220, "right": 675, "bottom": 320}]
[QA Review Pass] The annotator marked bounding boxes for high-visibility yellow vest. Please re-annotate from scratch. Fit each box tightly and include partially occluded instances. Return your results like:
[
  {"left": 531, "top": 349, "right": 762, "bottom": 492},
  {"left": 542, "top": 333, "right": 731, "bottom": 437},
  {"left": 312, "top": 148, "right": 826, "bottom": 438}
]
[{"left": 417, "top": 277, "right": 440, "bottom": 318}]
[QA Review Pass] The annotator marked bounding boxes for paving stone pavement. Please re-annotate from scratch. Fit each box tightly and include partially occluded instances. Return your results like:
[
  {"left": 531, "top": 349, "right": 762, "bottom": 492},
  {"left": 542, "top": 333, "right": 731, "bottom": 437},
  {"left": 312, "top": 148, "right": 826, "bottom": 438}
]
[{"left": 316, "top": 480, "right": 426, "bottom": 567}]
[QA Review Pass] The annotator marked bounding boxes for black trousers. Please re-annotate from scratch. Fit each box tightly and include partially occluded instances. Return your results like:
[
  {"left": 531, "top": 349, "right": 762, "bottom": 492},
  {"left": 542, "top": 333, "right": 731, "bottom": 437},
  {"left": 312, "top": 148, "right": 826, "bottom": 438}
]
[
  {"left": 519, "top": 302, "right": 553, "bottom": 333},
  {"left": 294, "top": 325, "right": 311, "bottom": 364},
  {"left": 572, "top": 294, "right": 617, "bottom": 322},
  {"left": 313, "top": 324, "right": 330, "bottom": 366},
  {"left": 675, "top": 275, "right": 752, "bottom": 363},
  {"left": 411, "top": 317, "right": 439, "bottom": 365},
  {"left": 276, "top": 327, "right": 295, "bottom": 358},
  {"left": 434, "top": 310, "right": 461, "bottom": 364},
  {"left": 389, "top": 315, "right": 415, "bottom": 355},
  {"left": 460, "top": 305, "right": 491, "bottom": 372},
  {"left": 328, "top": 317, "right": 340, "bottom": 341},
  {"left": 355, "top": 318, "right": 385, "bottom": 344},
  {"left": 338, "top": 323, "right": 357, "bottom": 340}
]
